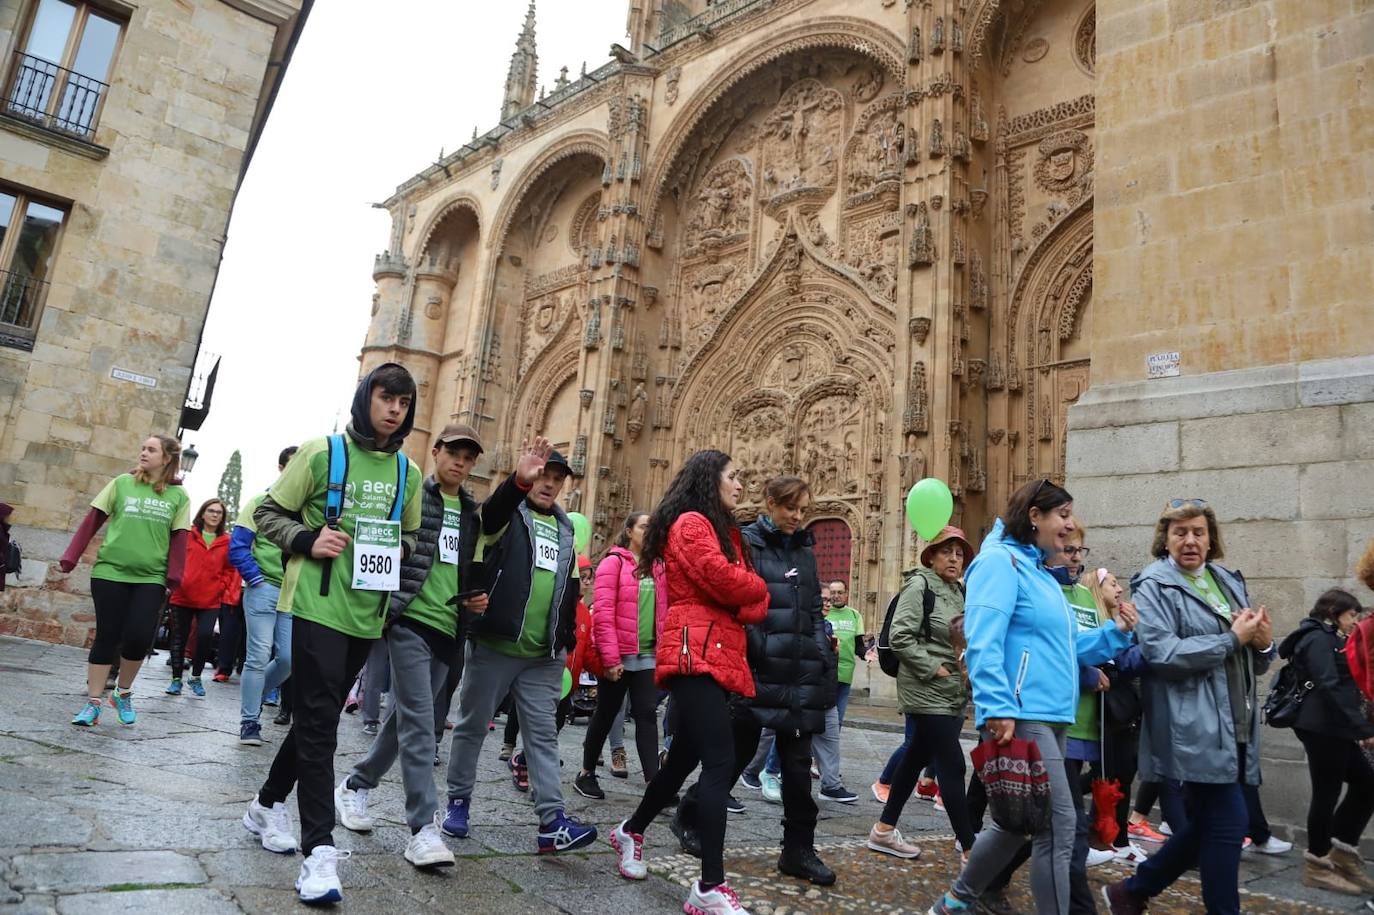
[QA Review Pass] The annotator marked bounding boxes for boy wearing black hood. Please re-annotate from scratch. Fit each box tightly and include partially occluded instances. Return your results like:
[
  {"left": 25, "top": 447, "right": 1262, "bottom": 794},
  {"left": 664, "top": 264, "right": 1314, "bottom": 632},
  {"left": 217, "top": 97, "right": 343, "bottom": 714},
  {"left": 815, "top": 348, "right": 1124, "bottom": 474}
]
[{"left": 241, "top": 363, "right": 422, "bottom": 905}]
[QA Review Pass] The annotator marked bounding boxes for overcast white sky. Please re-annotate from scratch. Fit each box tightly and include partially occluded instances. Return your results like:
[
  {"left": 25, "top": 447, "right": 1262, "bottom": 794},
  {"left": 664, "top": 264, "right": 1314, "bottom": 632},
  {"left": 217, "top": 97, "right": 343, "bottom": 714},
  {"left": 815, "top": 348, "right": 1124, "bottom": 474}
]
[{"left": 184, "top": 0, "right": 625, "bottom": 508}]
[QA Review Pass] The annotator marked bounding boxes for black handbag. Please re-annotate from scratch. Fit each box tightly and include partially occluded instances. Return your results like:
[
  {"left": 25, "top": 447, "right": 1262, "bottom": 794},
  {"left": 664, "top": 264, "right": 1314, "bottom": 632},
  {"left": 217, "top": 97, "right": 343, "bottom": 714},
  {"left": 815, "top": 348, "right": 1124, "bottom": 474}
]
[{"left": 1262, "top": 655, "right": 1313, "bottom": 728}]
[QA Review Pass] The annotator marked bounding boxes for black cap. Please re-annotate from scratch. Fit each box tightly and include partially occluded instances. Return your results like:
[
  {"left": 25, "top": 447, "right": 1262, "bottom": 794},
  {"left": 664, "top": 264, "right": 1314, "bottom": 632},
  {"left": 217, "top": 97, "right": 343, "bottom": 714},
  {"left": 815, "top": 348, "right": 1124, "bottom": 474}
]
[{"left": 545, "top": 450, "right": 578, "bottom": 478}]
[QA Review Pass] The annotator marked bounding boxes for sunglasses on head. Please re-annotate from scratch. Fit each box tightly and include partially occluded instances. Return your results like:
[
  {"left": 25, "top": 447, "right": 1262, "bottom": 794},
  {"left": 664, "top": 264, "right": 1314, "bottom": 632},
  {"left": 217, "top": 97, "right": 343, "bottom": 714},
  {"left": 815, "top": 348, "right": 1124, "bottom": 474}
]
[{"left": 1167, "top": 498, "right": 1208, "bottom": 509}]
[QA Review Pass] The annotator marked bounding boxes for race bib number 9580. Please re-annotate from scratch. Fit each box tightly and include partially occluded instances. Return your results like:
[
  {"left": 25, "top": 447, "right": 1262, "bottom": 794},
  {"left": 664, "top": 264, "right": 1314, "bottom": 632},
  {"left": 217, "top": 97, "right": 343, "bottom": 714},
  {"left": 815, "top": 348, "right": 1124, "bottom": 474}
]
[{"left": 353, "top": 518, "right": 401, "bottom": 591}]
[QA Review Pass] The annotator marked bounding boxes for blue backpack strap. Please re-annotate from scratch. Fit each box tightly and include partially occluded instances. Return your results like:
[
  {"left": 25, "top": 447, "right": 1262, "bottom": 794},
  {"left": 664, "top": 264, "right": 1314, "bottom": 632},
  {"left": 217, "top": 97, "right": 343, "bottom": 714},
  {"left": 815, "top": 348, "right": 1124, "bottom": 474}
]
[
  {"left": 388, "top": 454, "right": 407, "bottom": 522},
  {"left": 319, "top": 434, "right": 349, "bottom": 597}
]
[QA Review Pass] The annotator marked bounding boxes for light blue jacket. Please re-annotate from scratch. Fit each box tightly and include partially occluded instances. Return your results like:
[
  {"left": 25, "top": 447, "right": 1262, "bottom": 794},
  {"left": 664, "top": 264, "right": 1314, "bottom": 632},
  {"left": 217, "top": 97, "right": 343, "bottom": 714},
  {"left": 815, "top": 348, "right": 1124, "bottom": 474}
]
[{"left": 964, "top": 518, "right": 1132, "bottom": 727}]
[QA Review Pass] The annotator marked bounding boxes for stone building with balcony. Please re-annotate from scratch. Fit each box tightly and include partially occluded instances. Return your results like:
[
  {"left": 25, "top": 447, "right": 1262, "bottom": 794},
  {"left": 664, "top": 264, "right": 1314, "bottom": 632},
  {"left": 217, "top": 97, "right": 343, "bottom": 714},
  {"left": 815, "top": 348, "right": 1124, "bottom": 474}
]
[
  {"left": 0, "top": 0, "right": 309, "bottom": 641},
  {"left": 363, "top": 0, "right": 1372, "bottom": 832}
]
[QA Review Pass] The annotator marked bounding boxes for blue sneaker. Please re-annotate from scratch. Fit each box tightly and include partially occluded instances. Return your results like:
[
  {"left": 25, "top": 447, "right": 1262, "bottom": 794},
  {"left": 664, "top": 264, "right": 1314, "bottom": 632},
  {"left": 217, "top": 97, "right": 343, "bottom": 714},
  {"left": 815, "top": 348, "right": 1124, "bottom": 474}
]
[
  {"left": 108, "top": 691, "right": 136, "bottom": 725},
  {"left": 239, "top": 720, "right": 263, "bottom": 746},
  {"left": 165, "top": 678, "right": 182, "bottom": 696},
  {"left": 188, "top": 677, "right": 206, "bottom": 698},
  {"left": 263, "top": 688, "right": 280, "bottom": 707},
  {"left": 537, "top": 811, "right": 597, "bottom": 854},
  {"left": 927, "top": 892, "right": 974, "bottom": 914},
  {"left": 441, "top": 797, "right": 469, "bottom": 838},
  {"left": 71, "top": 699, "right": 102, "bottom": 727}
]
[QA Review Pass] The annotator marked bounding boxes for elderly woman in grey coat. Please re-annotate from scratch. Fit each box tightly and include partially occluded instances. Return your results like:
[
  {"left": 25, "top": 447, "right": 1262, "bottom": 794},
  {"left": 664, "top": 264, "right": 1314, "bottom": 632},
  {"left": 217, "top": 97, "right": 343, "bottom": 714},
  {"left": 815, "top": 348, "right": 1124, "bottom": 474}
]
[{"left": 1101, "top": 500, "right": 1274, "bottom": 915}]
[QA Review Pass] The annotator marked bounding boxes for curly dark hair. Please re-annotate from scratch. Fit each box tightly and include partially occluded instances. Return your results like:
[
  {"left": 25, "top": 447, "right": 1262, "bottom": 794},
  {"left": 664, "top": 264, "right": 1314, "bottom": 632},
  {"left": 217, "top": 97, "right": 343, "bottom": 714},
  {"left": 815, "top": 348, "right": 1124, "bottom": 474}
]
[{"left": 639, "top": 450, "right": 747, "bottom": 577}]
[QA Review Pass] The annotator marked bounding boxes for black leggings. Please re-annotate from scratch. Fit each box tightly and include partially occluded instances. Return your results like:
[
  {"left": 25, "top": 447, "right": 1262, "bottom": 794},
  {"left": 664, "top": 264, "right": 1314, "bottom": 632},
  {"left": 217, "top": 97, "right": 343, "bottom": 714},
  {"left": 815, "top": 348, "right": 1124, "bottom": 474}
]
[
  {"left": 1296, "top": 728, "right": 1374, "bottom": 857},
  {"left": 880, "top": 713, "right": 977, "bottom": 848},
  {"left": 170, "top": 605, "right": 218, "bottom": 679},
  {"left": 582, "top": 667, "right": 659, "bottom": 778},
  {"left": 88, "top": 579, "right": 165, "bottom": 666},
  {"left": 627, "top": 676, "right": 735, "bottom": 887}
]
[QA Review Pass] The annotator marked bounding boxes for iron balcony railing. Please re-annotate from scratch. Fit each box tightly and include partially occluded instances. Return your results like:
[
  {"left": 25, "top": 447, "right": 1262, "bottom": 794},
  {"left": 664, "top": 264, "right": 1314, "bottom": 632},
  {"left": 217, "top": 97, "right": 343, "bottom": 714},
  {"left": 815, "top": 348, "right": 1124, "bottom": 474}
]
[
  {"left": 0, "top": 268, "right": 49, "bottom": 332},
  {"left": 6, "top": 50, "right": 107, "bottom": 139},
  {"left": 655, "top": 0, "right": 773, "bottom": 50}
]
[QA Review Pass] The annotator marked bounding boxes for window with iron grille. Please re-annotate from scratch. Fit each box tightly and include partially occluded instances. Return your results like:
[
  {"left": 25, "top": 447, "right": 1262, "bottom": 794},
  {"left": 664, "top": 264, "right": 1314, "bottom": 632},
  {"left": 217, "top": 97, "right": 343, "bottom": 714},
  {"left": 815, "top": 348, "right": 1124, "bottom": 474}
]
[
  {"left": 0, "top": 186, "right": 67, "bottom": 350},
  {"left": 5, "top": 0, "right": 123, "bottom": 141}
]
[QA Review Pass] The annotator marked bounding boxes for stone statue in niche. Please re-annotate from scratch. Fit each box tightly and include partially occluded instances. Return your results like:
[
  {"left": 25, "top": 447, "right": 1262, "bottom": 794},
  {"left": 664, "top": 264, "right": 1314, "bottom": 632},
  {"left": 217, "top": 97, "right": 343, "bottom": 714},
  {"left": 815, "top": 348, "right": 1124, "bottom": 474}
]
[
  {"left": 929, "top": 119, "right": 945, "bottom": 157},
  {"left": 908, "top": 26, "right": 922, "bottom": 64},
  {"left": 905, "top": 127, "right": 920, "bottom": 167},
  {"left": 627, "top": 383, "right": 647, "bottom": 442},
  {"left": 908, "top": 202, "right": 934, "bottom": 268},
  {"left": 686, "top": 158, "right": 751, "bottom": 247},
  {"left": 904, "top": 361, "right": 929, "bottom": 435},
  {"left": 866, "top": 514, "right": 881, "bottom": 554},
  {"left": 931, "top": 17, "right": 945, "bottom": 53},
  {"left": 566, "top": 485, "right": 582, "bottom": 512},
  {"left": 490, "top": 158, "right": 503, "bottom": 190},
  {"left": 987, "top": 352, "right": 1005, "bottom": 390}
]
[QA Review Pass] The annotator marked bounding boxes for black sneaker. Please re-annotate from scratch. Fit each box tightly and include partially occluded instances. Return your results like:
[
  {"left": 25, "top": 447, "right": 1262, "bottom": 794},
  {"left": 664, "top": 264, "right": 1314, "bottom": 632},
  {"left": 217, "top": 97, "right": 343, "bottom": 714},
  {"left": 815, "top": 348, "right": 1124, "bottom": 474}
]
[
  {"left": 820, "top": 784, "right": 859, "bottom": 804},
  {"left": 726, "top": 794, "right": 745, "bottom": 814},
  {"left": 362, "top": 722, "right": 379, "bottom": 737},
  {"left": 740, "top": 771, "right": 762, "bottom": 790},
  {"left": 778, "top": 846, "right": 836, "bottom": 886},
  {"left": 273, "top": 710, "right": 291, "bottom": 726},
  {"left": 669, "top": 808, "right": 702, "bottom": 858},
  {"left": 433, "top": 752, "right": 441, "bottom": 767},
  {"left": 574, "top": 771, "right": 605, "bottom": 800}
]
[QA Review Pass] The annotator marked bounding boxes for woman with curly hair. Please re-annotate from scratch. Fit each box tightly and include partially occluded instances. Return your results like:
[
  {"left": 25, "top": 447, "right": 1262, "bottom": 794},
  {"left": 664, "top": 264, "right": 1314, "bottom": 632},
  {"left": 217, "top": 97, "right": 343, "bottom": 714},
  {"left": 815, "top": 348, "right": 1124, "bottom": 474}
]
[{"left": 608, "top": 450, "right": 769, "bottom": 915}]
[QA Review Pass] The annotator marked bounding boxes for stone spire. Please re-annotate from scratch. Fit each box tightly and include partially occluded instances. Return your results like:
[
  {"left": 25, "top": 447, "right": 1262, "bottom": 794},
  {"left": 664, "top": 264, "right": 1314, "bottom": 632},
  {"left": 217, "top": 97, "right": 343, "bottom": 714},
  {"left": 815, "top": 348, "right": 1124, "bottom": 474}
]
[{"left": 501, "top": 1, "right": 538, "bottom": 120}]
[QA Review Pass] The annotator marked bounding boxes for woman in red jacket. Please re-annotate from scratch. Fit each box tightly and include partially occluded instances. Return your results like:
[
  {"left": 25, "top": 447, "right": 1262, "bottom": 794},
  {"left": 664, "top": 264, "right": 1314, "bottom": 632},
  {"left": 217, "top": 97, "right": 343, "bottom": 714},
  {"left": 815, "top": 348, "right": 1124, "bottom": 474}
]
[
  {"left": 609, "top": 450, "right": 768, "bottom": 915},
  {"left": 167, "top": 499, "right": 232, "bottom": 698}
]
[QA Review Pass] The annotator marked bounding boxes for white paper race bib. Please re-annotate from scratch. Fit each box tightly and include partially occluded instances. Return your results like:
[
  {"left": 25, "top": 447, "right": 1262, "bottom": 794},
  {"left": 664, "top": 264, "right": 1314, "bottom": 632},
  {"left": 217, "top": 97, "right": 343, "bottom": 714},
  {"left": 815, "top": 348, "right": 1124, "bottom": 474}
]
[
  {"left": 353, "top": 518, "right": 401, "bottom": 591},
  {"left": 532, "top": 515, "right": 559, "bottom": 572},
  {"left": 438, "top": 506, "right": 461, "bottom": 565}
]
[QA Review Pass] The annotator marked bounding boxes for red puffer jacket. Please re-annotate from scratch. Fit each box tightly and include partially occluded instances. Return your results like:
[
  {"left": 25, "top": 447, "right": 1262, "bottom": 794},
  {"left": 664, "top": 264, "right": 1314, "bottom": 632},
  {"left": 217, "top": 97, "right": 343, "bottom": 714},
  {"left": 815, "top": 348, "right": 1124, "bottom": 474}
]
[
  {"left": 170, "top": 531, "right": 233, "bottom": 610},
  {"left": 654, "top": 512, "right": 768, "bottom": 696}
]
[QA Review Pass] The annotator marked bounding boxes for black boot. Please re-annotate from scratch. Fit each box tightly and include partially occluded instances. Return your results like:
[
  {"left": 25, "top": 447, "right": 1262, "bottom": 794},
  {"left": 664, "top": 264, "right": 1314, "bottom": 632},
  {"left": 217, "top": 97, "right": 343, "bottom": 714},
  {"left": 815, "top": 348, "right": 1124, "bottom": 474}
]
[
  {"left": 273, "top": 709, "right": 291, "bottom": 726},
  {"left": 778, "top": 845, "right": 836, "bottom": 886},
  {"left": 669, "top": 808, "right": 702, "bottom": 858}
]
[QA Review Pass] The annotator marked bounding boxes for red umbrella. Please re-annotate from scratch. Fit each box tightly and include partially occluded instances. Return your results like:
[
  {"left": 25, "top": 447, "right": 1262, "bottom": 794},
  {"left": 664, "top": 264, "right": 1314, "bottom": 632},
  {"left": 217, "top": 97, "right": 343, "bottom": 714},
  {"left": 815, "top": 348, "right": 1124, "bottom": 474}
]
[{"left": 1091, "top": 703, "right": 1124, "bottom": 846}]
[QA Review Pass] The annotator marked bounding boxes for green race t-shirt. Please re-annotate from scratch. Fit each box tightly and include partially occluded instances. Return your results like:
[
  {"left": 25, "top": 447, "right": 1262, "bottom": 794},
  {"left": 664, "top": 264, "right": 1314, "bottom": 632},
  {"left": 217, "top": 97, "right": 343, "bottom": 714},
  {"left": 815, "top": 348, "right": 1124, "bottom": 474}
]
[
  {"left": 1186, "top": 568, "right": 1232, "bottom": 620},
  {"left": 828, "top": 605, "right": 864, "bottom": 685},
  {"left": 202, "top": 530, "right": 215, "bottom": 547},
  {"left": 273, "top": 436, "right": 421, "bottom": 639},
  {"left": 90, "top": 474, "right": 192, "bottom": 585},
  {"left": 482, "top": 511, "right": 558, "bottom": 658},
  {"left": 638, "top": 576, "right": 656, "bottom": 652},
  {"left": 237, "top": 491, "right": 287, "bottom": 588},
  {"left": 1065, "top": 582, "right": 1102, "bottom": 741},
  {"left": 403, "top": 492, "right": 462, "bottom": 638}
]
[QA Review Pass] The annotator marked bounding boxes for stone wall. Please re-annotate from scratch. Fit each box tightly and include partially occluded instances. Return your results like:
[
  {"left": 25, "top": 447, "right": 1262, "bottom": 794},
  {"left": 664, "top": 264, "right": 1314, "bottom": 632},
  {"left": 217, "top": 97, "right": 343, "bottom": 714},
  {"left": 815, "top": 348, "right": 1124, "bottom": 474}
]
[
  {"left": 0, "top": 0, "right": 303, "bottom": 646},
  {"left": 1076, "top": 0, "right": 1374, "bottom": 837}
]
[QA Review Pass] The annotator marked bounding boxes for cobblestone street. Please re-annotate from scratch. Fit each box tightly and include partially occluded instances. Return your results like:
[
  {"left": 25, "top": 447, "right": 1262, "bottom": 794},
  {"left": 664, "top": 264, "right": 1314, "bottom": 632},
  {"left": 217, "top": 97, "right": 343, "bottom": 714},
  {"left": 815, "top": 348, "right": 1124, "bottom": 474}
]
[{"left": 0, "top": 636, "right": 1365, "bottom": 914}]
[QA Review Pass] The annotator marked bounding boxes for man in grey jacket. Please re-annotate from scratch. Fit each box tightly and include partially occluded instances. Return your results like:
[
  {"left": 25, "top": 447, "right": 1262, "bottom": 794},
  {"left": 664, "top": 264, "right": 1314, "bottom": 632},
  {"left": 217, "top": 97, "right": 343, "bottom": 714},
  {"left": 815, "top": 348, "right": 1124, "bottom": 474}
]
[
  {"left": 333, "top": 424, "right": 487, "bottom": 869},
  {"left": 1102, "top": 501, "right": 1275, "bottom": 915}
]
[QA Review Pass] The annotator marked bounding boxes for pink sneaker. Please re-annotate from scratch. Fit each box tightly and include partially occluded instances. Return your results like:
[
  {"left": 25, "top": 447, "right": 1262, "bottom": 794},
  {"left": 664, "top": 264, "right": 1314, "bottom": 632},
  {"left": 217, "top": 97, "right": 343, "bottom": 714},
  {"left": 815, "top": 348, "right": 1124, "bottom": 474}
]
[
  {"left": 610, "top": 820, "right": 646, "bottom": 880},
  {"left": 684, "top": 880, "right": 749, "bottom": 915}
]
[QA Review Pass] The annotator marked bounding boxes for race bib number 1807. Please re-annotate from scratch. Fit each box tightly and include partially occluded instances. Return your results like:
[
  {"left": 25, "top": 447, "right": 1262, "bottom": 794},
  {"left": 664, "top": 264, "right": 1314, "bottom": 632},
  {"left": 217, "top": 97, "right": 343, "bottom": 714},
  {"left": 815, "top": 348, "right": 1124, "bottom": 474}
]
[{"left": 353, "top": 518, "right": 401, "bottom": 591}]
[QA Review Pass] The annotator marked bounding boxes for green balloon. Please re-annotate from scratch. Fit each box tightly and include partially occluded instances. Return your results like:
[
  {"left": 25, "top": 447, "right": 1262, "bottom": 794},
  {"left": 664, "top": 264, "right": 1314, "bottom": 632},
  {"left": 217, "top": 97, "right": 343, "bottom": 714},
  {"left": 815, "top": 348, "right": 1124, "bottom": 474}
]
[
  {"left": 568, "top": 512, "right": 592, "bottom": 555},
  {"left": 906, "top": 477, "right": 954, "bottom": 541},
  {"left": 560, "top": 667, "right": 574, "bottom": 700}
]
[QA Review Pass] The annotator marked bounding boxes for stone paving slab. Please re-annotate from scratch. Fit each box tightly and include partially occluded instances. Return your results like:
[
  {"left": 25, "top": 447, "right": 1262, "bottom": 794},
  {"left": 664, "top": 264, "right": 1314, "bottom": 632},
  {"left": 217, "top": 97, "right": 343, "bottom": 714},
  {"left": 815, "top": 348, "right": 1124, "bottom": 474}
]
[
  {"left": 0, "top": 635, "right": 1366, "bottom": 913},
  {"left": 10, "top": 850, "right": 207, "bottom": 894}
]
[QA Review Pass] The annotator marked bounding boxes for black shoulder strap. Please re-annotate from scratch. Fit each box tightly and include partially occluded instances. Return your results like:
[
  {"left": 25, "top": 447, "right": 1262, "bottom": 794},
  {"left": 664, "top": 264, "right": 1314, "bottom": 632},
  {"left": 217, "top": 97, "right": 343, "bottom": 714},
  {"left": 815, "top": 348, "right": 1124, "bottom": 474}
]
[{"left": 918, "top": 584, "right": 937, "bottom": 642}]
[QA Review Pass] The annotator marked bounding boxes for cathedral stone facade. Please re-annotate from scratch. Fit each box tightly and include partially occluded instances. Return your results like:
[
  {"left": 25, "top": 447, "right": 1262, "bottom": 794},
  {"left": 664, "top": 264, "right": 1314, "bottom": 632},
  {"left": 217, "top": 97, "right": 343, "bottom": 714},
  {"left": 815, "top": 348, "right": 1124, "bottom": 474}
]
[
  {"left": 366, "top": 0, "right": 1108, "bottom": 620},
  {"left": 367, "top": 0, "right": 1370, "bottom": 831}
]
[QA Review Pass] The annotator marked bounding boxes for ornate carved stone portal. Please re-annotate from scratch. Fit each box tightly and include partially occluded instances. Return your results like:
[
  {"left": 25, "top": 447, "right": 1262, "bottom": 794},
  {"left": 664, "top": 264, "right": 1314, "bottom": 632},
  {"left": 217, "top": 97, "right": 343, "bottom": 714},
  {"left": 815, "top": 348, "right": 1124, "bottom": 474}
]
[{"left": 363, "top": 1, "right": 1099, "bottom": 624}]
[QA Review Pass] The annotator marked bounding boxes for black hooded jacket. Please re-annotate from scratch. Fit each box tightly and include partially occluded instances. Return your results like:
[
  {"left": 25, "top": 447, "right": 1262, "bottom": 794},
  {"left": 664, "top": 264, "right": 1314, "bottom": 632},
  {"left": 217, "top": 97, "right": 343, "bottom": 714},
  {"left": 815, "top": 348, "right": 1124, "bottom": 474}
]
[
  {"left": 1278, "top": 617, "right": 1374, "bottom": 741},
  {"left": 741, "top": 518, "right": 838, "bottom": 734}
]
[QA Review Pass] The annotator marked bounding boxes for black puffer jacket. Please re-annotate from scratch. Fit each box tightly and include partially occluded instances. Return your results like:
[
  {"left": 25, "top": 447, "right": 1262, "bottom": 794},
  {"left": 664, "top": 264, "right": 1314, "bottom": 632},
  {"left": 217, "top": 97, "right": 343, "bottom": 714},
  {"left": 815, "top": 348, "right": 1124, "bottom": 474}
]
[
  {"left": 741, "top": 518, "right": 837, "bottom": 734},
  {"left": 386, "top": 476, "right": 479, "bottom": 639},
  {"left": 1278, "top": 617, "right": 1374, "bottom": 741}
]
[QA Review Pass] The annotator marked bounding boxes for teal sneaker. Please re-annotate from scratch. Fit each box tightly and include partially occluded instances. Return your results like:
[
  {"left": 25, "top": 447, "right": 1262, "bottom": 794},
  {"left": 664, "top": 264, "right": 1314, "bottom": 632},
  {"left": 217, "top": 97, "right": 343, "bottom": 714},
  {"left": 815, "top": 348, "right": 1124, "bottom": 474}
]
[
  {"left": 188, "top": 677, "right": 206, "bottom": 698},
  {"left": 109, "top": 691, "right": 136, "bottom": 725},
  {"left": 71, "top": 699, "right": 102, "bottom": 727},
  {"left": 165, "top": 678, "right": 183, "bottom": 696}
]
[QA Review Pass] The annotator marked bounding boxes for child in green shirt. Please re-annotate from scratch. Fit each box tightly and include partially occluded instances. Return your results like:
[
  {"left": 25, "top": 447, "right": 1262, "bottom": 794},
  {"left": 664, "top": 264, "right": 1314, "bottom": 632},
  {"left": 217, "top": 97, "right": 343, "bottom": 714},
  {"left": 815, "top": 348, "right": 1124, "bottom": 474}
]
[{"left": 241, "top": 363, "right": 421, "bottom": 906}]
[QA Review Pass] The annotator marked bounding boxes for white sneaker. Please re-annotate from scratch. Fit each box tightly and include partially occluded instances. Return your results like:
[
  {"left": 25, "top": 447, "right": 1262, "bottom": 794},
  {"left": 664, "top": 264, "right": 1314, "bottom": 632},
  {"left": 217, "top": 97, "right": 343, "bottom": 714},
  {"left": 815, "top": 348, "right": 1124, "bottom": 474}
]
[
  {"left": 685, "top": 880, "right": 750, "bottom": 915},
  {"left": 296, "top": 844, "right": 349, "bottom": 904},
  {"left": 404, "top": 815, "right": 455, "bottom": 868},
  {"left": 611, "top": 820, "right": 647, "bottom": 880},
  {"left": 334, "top": 778, "right": 373, "bottom": 832},
  {"left": 1250, "top": 836, "right": 1293, "bottom": 855},
  {"left": 242, "top": 797, "right": 298, "bottom": 854},
  {"left": 1159, "top": 821, "right": 1173, "bottom": 836},
  {"left": 1086, "top": 847, "right": 1116, "bottom": 867},
  {"left": 1114, "top": 842, "right": 1150, "bottom": 865}
]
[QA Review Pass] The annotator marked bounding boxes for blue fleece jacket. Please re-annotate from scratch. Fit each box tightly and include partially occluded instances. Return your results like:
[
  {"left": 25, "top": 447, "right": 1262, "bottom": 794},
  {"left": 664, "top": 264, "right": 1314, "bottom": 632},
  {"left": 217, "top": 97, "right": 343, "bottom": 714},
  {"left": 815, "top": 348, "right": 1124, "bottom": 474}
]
[
  {"left": 963, "top": 518, "right": 1132, "bottom": 727},
  {"left": 229, "top": 526, "right": 263, "bottom": 586}
]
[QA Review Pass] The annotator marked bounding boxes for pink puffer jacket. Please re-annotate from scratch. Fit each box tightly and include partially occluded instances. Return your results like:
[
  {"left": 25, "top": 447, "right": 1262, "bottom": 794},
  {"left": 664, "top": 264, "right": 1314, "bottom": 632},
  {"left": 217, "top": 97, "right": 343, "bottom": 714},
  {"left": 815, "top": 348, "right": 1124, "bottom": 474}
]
[{"left": 592, "top": 545, "right": 668, "bottom": 670}]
